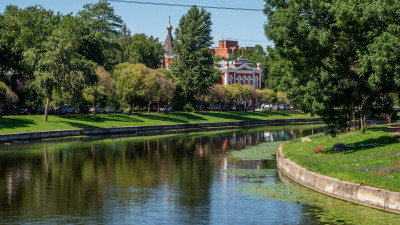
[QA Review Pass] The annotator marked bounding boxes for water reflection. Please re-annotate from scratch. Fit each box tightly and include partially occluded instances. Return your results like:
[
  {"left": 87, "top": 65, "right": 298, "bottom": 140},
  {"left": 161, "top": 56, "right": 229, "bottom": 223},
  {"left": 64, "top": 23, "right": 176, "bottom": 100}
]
[{"left": 0, "top": 126, "right": 326, "bottom": 224}]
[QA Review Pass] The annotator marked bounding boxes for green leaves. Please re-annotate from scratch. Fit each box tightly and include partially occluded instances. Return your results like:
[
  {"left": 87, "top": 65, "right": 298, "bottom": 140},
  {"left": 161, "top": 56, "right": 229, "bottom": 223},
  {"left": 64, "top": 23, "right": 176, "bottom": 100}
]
[
  {"left": 172, "top": 6, "right": 218, "bottom": 106},
  {"left": 265, "top": 0, "right": 400, "bottom": 130}
]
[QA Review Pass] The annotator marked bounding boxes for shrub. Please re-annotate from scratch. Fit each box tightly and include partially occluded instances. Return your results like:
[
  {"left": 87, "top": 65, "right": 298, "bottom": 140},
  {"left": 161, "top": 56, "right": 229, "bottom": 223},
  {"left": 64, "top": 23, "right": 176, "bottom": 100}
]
[
  {"left": 313, "top": 144, "right": 325, "bottom": 153},
  {"left": 361, "top": 125, "right": 368, "bottom": 134},
  {"left": 333, "top": 143, "right": 347, "bottom": 153}
]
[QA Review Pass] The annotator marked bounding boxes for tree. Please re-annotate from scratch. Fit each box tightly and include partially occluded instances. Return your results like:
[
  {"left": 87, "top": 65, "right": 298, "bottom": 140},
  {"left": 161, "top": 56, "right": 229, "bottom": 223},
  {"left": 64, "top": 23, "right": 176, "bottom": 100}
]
[
  {"left": 116, "top": 23, "right": 133, "bottom": 63},
  {"left": 78, "top": 0, "right": 123, "bottom": 70},
  {"left": 264, "top": 0, "right": 400, "bottom": 131},
  {"left": 83, "top": 66, "right": 115, "bottom": 114},
  {"left": 205, "top": 85, "right": 226, "bottom": 111},
  {"left": 154, "top": 71, "right": 176, "bottom": 114},
  {"left": 171, "top": 6, "right": 219, "bottom": 108},
  {"left": 0, "top": 81, "right": 6, "bottom": 117},
  {"left": 115, "top": 63, "right": 145, "bottom": 114},
  {"left": 34, "top": 29, "right": 97, "bottom": 121},
  {"left": 130, "top": 33, "right": 163, "bottom": 69}
]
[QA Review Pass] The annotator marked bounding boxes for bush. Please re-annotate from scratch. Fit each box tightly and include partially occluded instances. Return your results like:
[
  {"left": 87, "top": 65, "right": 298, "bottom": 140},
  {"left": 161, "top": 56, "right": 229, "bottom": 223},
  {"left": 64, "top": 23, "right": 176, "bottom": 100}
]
[
  {"left": 333, "top": 143, "right": 347, "bottom": 153},
  {"left": 361, "top": 125, "right": 368, "bottom": 134},
  {"left": 313, "top": 144, "right": 325, "bottom": 153}
]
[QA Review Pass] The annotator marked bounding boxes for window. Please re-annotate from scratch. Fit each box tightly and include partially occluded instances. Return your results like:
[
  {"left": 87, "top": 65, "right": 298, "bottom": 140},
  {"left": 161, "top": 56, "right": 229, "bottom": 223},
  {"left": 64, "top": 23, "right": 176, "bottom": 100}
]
[
  {"left": 229, "top": 75, "right": 233, "bottom": 84},
  {"left": 255, "top": 76, "right": 258, "bottom": 89},
  {"left": 237, "top": 76, "right": 241, "bottom": 84}
]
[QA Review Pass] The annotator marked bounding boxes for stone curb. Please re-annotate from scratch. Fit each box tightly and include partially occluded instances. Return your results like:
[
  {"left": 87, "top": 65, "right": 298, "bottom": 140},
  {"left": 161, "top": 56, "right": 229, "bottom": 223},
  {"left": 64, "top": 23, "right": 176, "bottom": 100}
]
[
  {"left": 276, "top": 144, "right": 400, "bottom": 214},
  {"left": 0, "top": 118, "right": 322, "bottom": 143}
]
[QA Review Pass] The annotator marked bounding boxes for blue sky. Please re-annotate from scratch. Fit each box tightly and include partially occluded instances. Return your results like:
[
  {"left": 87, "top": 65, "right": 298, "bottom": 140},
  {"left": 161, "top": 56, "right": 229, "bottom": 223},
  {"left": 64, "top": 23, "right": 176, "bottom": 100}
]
[{"left": 1, "top": 0, "right": 273, "bottom": 49}]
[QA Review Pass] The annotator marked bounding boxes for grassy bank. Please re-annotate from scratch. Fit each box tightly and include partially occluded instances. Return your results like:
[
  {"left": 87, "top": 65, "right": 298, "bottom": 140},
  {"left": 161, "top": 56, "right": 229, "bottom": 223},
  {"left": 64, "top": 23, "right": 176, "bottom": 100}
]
[
  {"left": 0, "top": 110, "right": 314, "bottom": 135},
  {"left": 282, "top": 125, "right": 400, "bottom": 192}
]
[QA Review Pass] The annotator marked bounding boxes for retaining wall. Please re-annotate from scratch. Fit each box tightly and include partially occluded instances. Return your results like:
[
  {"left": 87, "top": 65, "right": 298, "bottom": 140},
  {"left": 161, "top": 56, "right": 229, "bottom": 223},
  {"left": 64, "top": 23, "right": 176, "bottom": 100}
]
[
  {"left": 276, "top": 144, "right": 400, "bottom": 214},
  {"left": 0, "top": 118, "right": 322, "bottom": 143}
]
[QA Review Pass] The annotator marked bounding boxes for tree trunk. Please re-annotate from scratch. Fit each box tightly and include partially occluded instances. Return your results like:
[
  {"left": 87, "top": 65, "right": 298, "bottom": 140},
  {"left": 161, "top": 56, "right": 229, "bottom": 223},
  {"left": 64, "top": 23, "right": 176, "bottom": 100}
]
[
  {"left": 148, "top": 101, "right": 151, "bottom": 115},
  {"left": 128, "top": 103, "right": 133, "bottom": 115},
  {"left": 94, "top": 105, "right": 97, "bottom": 115},
  {"left": 157, "top": 102, "right": 160, "bottom": 114},
  {"left": 44, "top": 96, "right": 50, "bottom": 122},
  {"left": 219, "top": 103, "right": 222, "bottom": 112},
  {"left": 353, "top": 111, "right": 356, "bottom": 129}
]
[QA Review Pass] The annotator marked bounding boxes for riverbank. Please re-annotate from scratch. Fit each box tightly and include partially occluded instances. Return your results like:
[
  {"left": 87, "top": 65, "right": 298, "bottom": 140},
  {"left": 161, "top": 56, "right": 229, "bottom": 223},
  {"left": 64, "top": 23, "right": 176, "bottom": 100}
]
[
  {"left": 0, "top": 111, "right": 313, "bottom": 135},
  {"left": 0, "top": 111, "right": 321, "bottom": 142},
  {"left": 277, "top": 124, "right": 400, "bottom": 214}
]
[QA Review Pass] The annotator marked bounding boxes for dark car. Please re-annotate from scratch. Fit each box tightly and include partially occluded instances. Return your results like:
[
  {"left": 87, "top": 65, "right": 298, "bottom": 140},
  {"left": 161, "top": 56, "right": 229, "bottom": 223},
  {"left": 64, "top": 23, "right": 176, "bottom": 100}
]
[
  {"left": 196, "top": 105, "right": 205, "bottom": 111},
  {"left": 221, "top": 105, "right": 229, "bottom": 111},
  {"left": 75, "top": 105, "right": 89, "bottom": 114},
  {"left": 1, "top": 104, "right": 19, "bottom": 115},
  {"left": 20, "top": 106, "right": 34, "bottom": 115},
  {"left": 231, "top": 104, "right": 245, "bottom": 111}
]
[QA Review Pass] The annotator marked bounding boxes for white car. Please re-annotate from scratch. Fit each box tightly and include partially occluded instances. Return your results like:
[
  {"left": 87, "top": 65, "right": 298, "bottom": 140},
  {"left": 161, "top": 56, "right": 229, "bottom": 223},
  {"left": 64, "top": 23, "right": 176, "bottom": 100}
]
[
  {"left": 89, "top": 106, "right": 105, "bottom": 114},
  {"left": 159, "top": 105, "right": 172, "bottom": 112}
]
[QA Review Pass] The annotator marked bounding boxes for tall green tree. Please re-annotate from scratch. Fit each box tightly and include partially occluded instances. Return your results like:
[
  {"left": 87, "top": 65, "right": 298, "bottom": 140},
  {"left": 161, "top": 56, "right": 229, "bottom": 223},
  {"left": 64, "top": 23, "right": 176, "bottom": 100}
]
[
  {"left": 34, "top": 29, "right": 97, "bottom": 121},
  {"left": 171, "top": 6, "right": 219, "bottom": 108},
  {"left": 77, "top": 0, "right": 123, "bottom": 70},
  {"left": 116, "top": 23, "right": 133, "bottom": 63},
  {"left": 264, "top": 0, "right": 400, "bottom": 131},
  {"left": 130, "top": 33, "right": 163, "bottom": 69}
]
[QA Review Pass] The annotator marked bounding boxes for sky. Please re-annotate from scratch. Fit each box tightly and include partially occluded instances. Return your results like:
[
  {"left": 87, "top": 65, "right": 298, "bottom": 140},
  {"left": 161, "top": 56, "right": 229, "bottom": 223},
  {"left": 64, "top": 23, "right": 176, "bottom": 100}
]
[{"left": 1, "top": 0, "right": 273, "bottom": 49}]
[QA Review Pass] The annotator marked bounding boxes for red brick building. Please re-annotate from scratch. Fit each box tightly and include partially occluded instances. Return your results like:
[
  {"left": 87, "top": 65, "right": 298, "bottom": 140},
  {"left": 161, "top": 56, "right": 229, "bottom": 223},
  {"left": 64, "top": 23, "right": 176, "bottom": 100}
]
[
  {"left": 210, "top": 40, "right": 254, "bottom": 59},
  {"left": 217, "top": 56, "right": 262, "bottom": 89},
  {"left": 210, "top": 40, "right": 239, "bottom": 59}
]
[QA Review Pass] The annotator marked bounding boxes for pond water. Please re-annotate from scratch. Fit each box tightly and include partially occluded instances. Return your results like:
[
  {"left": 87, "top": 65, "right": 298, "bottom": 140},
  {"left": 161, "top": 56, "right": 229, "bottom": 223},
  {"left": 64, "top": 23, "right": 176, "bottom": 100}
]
[{"left": 0, "top": 125, "right": 399, "bottom": 224}]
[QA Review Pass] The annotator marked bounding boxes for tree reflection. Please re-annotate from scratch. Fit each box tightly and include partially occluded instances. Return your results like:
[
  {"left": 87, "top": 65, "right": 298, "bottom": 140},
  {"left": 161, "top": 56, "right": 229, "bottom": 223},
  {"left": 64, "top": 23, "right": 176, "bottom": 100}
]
[{"left": 0, "top": 126, "right": 325, "bottom": 223}]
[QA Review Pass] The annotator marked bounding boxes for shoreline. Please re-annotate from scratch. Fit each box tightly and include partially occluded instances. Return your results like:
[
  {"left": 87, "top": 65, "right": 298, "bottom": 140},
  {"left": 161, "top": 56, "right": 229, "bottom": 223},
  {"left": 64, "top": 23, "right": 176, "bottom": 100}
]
[
  {"left": 276, "top": 144, "right": 400, "bottom": 214},
  {"left": 0, "top": 118, "right": 322, "bottom": 143}
]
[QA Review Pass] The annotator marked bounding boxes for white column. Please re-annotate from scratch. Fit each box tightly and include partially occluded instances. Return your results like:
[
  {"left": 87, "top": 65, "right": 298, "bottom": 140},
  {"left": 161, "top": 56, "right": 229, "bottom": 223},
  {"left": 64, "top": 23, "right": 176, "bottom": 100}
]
[
  {"left": 224, "top": 72, "right": 228, "bottom": 85},
  {"left": 253, "top": 73, "right": 255, "bottom": 88},
  {"left": 234, "top": 72, "right": 236, "bottom": 84}
]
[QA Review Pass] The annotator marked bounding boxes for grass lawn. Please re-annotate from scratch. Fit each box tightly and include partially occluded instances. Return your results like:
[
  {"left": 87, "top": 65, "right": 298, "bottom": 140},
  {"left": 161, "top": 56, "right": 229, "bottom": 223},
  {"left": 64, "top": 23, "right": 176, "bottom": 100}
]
[
  {"left": 0, "top": 110, "right": 314, "bottom": 135},
  {"left": 282, "top": 125, "right": 400, "bottom": 192}
]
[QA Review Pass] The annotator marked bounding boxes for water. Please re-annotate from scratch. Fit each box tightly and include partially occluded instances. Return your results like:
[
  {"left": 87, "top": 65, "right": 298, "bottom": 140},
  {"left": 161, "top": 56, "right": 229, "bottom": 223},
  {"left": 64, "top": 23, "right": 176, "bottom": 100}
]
[{"left": 0, "top": 125, "right": 399, "bottom": 224}]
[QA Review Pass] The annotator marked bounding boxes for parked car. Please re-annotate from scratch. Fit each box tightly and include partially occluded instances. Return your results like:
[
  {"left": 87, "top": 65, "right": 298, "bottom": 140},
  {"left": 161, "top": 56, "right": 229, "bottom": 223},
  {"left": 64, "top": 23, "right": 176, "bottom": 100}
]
[
  {"left": 62, "top": 105, "right": 74, "bottom": 114},
  {"left": 289, "top": 105, "right": 298, "bottom": 110},
  {"left": 89, "top": 106, "right": 105, "bottom": 114},
  {"left": 1, "top": 104, "right": 19, "bottom": 115},
  {"left": 196, "top": 105, "right": 205, "bottom": 111},
  {"left": 211, "top": 104, "right": 220, "bottom": 111},
  {"left": 54, "top": 105, "right": 74, "bottom": 114},
  {"left": 35, "top": 106, "right": 43, "bottom": 115},
  {"left": 279, "top": 104, "right": 291, "bottom": 110},
  {"left": 20, "top": 106, "right": 34, "bottom": 115},
  {"left": 159, "top": 105, "right": 172, "bottom": 112},
  {"left": 105, "top": 106, "right": 123, "bottom": 113},
  {"left": 221, "top": 105, "right": 229, "bottom": 111},
  {"left": 255, "top": 106, "right": 263, "bottom": 111},
  {"left": 75, "top": 105, "right": 89, "bottom": 114},
  {"left": 247, "top": 105, "right": 255, "bottom": 111},
  {"left": 231, "top": 104, "right": 245, "bottom": 111}
]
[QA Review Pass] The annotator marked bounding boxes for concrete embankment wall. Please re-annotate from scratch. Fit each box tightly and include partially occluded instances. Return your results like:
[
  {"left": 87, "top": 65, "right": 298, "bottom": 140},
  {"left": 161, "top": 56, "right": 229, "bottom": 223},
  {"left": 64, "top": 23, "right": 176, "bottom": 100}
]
[
  {"left": 0, "top": 118, "right": 321, "bottom": 143},
  {"left": 276, "top": 144, "right": 400, "bottom": 214}
]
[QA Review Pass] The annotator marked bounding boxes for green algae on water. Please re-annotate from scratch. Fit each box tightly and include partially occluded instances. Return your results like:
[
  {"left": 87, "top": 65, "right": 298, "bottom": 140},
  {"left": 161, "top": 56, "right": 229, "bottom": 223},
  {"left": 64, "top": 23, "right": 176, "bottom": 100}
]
[{"left": 228, "top": 141, "right": 283, "bottom": 160}]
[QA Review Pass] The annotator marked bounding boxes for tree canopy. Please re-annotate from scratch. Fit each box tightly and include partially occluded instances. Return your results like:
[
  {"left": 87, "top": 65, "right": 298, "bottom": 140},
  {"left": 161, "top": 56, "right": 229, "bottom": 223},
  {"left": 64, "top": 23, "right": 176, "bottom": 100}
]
[
  {"left": 171, "top": 6, "right": 219, "bottom": 108},
  {"left": 264, "top": 0, "right": 400, "bottom": 131}
]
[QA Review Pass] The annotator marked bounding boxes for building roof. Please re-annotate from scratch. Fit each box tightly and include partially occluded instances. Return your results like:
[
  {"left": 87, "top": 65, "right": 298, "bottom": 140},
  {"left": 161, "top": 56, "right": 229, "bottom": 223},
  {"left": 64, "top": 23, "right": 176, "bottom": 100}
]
[
  {"left": 164, "top": 19, "right": 174, "bottom": 58},
  {"left": 216, "top": 56, "right": 261, "bottom": 72}
]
